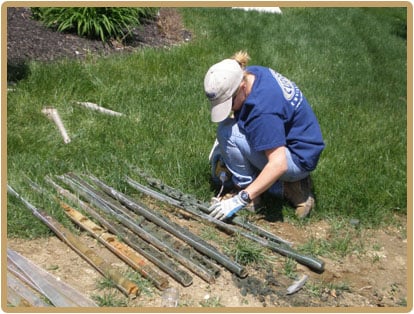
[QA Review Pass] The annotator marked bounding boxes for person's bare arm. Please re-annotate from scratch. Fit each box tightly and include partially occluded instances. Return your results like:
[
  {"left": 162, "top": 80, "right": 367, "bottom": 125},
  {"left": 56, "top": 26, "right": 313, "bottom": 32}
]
[{"left": 244, "top": 146, "right": 287, "bottom": 200}]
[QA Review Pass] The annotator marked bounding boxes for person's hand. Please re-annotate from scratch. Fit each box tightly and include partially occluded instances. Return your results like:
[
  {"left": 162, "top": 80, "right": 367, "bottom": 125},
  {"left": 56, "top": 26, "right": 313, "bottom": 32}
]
[{"left": 209, "top": 193, "right": 248, "bottom": 221}]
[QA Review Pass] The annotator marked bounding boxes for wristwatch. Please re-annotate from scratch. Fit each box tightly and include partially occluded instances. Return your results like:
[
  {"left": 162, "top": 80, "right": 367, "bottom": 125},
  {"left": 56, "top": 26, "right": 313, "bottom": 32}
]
[{"left": 239, "top": 190, "right": 251, "bottom": 203}]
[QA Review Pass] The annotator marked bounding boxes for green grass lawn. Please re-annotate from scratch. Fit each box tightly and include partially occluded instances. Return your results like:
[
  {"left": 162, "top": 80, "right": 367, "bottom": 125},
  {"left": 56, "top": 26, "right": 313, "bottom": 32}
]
[{"left": 6, "top": 7, "right": 408, "bottom": 239}]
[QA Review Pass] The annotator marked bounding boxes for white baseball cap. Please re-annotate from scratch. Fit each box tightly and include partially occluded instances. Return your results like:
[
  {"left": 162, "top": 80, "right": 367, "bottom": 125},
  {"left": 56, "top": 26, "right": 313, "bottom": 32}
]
[{"left": 204, "top": 59, "right": 243, "bottom": 122}]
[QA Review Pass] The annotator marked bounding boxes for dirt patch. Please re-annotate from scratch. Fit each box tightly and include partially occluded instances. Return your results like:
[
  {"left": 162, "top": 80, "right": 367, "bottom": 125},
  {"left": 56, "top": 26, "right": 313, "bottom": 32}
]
[{"left": 7, "top": 215, "right": 408, "bottom": 309}]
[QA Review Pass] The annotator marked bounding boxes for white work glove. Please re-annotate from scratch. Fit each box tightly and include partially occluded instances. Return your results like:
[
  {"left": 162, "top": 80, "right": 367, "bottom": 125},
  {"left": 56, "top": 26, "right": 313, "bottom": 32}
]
[{"left": 209, "top": 193, "right": 248, "bottom": 221}]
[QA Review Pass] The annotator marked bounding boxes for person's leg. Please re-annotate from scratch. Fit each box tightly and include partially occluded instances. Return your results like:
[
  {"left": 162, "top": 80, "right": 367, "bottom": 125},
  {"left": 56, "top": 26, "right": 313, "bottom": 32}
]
[
  {"left": 213, "top": 118, "right": 262, "bottom": 210},
  {"left": 216, "top": 118, "right": 309, "bottom": 194},
  {"left": 216, "top": 118, "right": 314, "bottom": 218},
  {"left": 267, "top": 148, "right": 309, "bottom": 197},
  {"left": 216, "top": 118, "right": 260, "bottom": 189},
  {"left": 267, "top": 149, "right": 314, "bottom": 218}
]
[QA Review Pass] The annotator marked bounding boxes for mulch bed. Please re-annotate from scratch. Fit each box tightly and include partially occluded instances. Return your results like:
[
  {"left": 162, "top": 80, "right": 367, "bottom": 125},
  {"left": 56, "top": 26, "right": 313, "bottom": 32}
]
[{"left": 7, "top": 7, "right": 191, "bottom": 81}]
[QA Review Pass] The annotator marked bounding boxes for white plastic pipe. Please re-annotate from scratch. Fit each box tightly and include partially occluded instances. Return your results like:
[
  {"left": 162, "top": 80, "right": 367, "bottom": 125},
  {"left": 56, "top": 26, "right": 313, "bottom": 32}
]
[
  {"left": 76, "top": 101, "right": 124, "bottom": 117},
  {"left": 41, "top": 107, "right": 71, "bottom": 144}
]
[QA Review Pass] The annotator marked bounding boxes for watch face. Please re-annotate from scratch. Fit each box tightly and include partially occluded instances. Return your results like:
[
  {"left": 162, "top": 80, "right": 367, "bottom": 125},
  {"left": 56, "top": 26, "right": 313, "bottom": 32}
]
[{"left": 240, "top": 191, "right": 250, "bottom": 202}]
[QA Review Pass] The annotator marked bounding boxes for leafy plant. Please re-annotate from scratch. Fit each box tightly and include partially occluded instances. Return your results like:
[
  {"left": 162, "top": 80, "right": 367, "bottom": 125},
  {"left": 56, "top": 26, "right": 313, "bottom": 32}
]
[
  {"left": 31, "top": 7, "right": 158, "bottom": 42},
  {"left": 224, "top": 235, "right": 267, "bottom": 265},
  {"left": 96, "top": 276, "right": 117, "bottom": 290},
  {"left": 200, "top": 225, "right": 222, "bottom": 244},
  {"left": 125, "top": 269, "right": 154, "bottom": 296},
  {"left": 282, "top": 258, "right": 297, "bottom": 279},
  {"left": 91, "top": 291, "right": 128, "bottom": 307},
  {"left": 93, "top": 277, "right": 128, "bottom": 306},
  {"left": 305, "top": 281, "right": 350, "bottom": 298},
  {"left": 298, "top": 218, "right": 366, "bottom": 258}
]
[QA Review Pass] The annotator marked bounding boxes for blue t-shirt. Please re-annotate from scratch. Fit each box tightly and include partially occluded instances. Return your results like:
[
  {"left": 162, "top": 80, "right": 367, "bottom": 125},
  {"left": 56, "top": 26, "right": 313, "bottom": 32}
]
[{"left": 235, "top": 66, "right": 325, "bottom": 171}]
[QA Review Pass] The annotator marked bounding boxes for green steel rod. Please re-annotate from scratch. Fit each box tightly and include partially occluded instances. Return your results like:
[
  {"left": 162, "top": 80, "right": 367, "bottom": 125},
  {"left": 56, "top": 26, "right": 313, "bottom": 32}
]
[
  {"left": 128, "top": 172, "right": 293, "bottom": 246},
  {"left": 88, "top": 175, "right": 248, "bottom": 278},
  {"left": 126, "top": 175, "right": 325, "bottom": 273}
]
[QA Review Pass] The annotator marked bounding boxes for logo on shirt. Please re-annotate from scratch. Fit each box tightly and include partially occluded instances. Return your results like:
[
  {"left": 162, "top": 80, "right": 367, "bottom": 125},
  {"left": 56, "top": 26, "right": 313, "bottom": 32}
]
[{"left": 269, "top": 69, "right": 303, "bottom": 109}]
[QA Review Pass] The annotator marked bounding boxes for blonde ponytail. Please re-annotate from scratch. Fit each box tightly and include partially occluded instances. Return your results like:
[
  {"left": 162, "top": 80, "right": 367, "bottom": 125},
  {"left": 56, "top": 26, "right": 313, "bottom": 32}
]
[{"left": 231, "top": 51, "right": 250, "bottom": 69}]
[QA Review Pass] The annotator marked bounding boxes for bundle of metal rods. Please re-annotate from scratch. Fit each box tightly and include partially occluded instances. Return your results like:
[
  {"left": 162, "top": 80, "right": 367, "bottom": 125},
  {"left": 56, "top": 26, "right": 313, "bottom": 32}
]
[
  {"left": 126, "top": 167, "right": 325, "bottom": 273},
  {"left": 8, "top": 167, "right": 324, "bottom": 303},
  {"left": 46, "top": 173, "right": 247, "bottom": 285}
]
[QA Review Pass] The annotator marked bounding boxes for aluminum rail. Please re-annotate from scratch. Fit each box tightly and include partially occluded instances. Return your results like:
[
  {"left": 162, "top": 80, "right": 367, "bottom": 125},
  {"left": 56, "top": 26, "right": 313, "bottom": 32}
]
[
  {"left": 7, "top": 185, "right": 140, "bottom": 298},
  {"left": 8, "top": 249, "right": 98, "bottom": 307},
  {"left": 87, "top": 175, "right": 248, "bottom": 278},
  {"left": 7, "top": 277, "right": 33, "bottom": 307},
  {"left": 125, "top": 175, "right": 325, "bottom": 273},
  {"left": 47, "top": 176, "right": 194, "bottom": 287},
  {"left": 7, "top": 271, "right": 51, "bottom": 307},
  {"left": 8, "top": 262, "right": 43, "bottom": 296},
  {"left": 59, "top": 173, "right": 220, "bottom": 284}
]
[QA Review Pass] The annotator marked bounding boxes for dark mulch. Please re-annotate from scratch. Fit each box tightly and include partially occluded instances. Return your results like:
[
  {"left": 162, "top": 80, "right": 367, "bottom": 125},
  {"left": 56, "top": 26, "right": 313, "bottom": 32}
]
[{"left": 7, "top": 7, "right": 191, "bottom": 81}]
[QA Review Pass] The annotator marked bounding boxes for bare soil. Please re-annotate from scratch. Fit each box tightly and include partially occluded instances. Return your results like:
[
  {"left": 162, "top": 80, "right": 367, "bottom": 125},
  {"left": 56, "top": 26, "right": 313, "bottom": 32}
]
[
  {"left": 6, "top": 6, "right": 410, "bottom": 310},
  {"left": 7, "top": 216, "right": 408, "bottom": 309}
]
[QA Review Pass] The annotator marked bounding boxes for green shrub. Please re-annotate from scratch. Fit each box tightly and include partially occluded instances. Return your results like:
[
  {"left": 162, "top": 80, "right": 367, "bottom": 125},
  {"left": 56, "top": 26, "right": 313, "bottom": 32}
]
[{"left": 31, "top": 7, "right": 158, "bottom": 42}]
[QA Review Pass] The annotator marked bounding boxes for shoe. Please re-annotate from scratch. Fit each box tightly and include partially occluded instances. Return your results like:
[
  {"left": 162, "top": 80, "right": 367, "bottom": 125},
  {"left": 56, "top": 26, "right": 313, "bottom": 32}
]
[
  {"left": 283, "top": 176, "right": 315, "bottom": 218},
  {"left": 214, "top": 158, "right": 232, "bottom": 184}
]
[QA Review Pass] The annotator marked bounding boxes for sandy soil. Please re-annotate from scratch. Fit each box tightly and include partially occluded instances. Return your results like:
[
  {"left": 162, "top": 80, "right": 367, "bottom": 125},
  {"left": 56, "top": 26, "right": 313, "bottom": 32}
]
[{"left": 7, "top": 214, "right": 408, "bottom": 309}]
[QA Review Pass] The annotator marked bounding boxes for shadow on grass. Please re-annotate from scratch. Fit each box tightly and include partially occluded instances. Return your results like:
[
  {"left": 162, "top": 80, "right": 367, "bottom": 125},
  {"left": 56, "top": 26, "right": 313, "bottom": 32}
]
[
  {"left": 257, "top": 193, "right": 285, "bottom": 222},
  {"left": 7, "top": 58, "right": 31, "bottom": 83}
]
